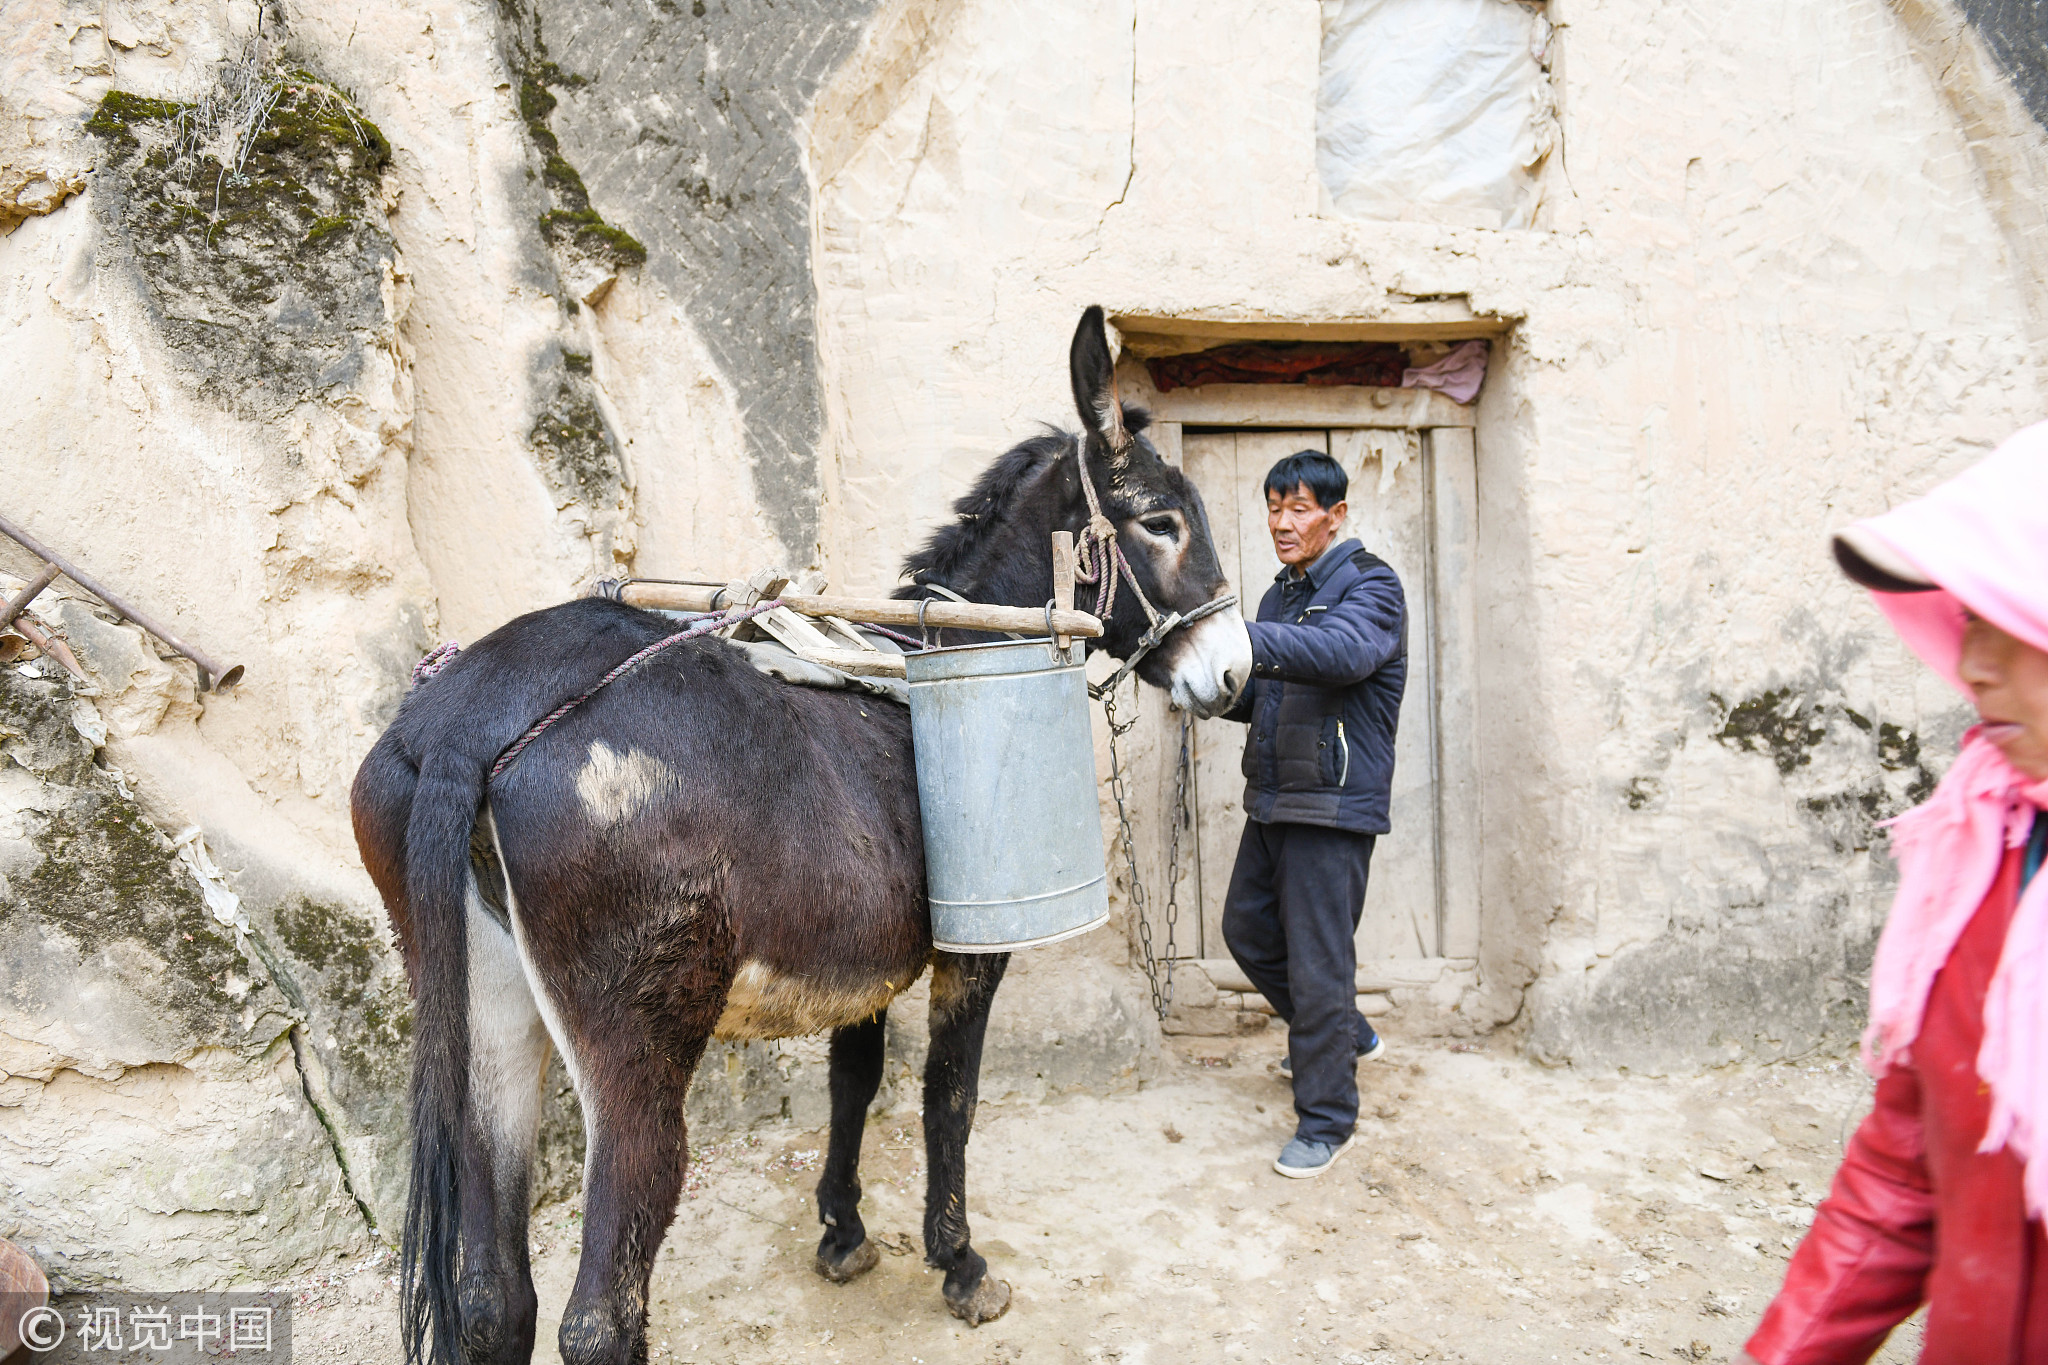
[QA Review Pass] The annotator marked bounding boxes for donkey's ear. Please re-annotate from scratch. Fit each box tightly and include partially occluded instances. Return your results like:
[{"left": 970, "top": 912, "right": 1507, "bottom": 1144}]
[{"left": 1069, "top": 305, "right": 1130, "bottom": 454}]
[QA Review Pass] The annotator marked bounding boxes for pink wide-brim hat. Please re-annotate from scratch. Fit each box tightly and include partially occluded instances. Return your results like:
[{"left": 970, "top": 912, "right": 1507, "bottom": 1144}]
[{"left": 1833, "top": 421, "right": 2048, "bottom": 687}]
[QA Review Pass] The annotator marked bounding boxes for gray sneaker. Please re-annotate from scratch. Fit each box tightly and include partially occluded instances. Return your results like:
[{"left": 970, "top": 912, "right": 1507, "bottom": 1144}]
[{"left": 1273, "top": 1134, "right": 1354, "bottom": 1179}]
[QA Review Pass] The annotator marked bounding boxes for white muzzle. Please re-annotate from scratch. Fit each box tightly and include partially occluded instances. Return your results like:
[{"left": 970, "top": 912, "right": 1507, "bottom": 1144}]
[{"left": 1169, "top": 606, "right": 1253, "bottom": 720}]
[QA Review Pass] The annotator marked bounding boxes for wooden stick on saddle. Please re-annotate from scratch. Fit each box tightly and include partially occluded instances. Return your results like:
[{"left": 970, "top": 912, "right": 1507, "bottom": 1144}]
[
  {"left": 617, "top": 582, "right": 1105, "bottom": 641},
  {"left": 1050, "top": 531, "right": 1077, "bottom": 652}
]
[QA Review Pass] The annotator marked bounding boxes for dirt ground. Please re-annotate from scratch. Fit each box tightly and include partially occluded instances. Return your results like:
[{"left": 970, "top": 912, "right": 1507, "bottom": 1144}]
[{"left": 289, "top": 1028, "right": 1923, "bottom": 1365}]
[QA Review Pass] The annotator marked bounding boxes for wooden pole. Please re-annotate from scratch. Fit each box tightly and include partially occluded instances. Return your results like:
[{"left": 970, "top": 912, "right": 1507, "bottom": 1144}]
[
  {"left": 617, "top": 582, "right": 1104, "bottom": 639},
  {"left": 1050, "top": 531, "right": 1076, "bottom": 651},
  {"left": 0, "top": 562, "right": 60, "bottom": 631}
]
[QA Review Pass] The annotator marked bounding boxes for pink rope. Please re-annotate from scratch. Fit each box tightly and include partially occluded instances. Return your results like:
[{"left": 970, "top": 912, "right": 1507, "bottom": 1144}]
[
  {"left": 858, "top": 621, "right": 929, "bottom": 652},
  {"left": 489, "top": 599, "right": 782, "bottom": 781},
  {"left": 410, "top": 641, "right": 462, "bottom": 686}
]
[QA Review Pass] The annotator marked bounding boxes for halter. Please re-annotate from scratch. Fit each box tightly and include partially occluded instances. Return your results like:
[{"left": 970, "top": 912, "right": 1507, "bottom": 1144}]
[{"left": 1071, "top": 431, "right": 1237, "bottom": 700}]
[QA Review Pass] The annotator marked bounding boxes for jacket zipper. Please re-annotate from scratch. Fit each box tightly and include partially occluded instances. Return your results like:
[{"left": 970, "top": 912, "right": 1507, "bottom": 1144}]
[{"left": 1336, "top": 720, "right": 1350, "bottom": 787}]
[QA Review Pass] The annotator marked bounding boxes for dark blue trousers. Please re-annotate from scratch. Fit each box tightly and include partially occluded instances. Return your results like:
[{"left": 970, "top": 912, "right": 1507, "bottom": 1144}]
[{"left": 1222, "top": 820, "right": 1378, "bottom": 1147}]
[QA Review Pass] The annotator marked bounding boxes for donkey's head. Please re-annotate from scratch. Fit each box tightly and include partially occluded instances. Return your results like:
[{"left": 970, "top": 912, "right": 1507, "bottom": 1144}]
[
  {"left": 1062, "top": 307, "right": 1251, "bottom": 717},
  {"left": 899, "top": 308, "right": 1251, "bottom": 717}
]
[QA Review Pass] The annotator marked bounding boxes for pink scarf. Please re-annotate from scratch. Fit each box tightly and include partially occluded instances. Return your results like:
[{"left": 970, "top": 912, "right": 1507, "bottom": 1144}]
[{"left": 1854, "top": 421, "right": 2048, "bottom": 1217}]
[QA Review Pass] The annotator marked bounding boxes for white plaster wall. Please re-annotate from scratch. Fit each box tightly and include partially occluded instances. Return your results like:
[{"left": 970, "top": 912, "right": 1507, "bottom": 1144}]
[
  {"left": 0, "top": 0, "right": 429, "bottom": 1276},
  {"left": 0, "top": 61, "right": 424, "bottom": 873},
  {"left": 808, "top": 0, "right": 2048, "bottom": 1060}
]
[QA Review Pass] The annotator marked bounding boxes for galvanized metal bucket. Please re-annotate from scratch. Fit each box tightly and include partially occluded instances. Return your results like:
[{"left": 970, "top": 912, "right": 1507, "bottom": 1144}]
[{"left": 905, "top": 636, "right": 1109, "bottom": 952}]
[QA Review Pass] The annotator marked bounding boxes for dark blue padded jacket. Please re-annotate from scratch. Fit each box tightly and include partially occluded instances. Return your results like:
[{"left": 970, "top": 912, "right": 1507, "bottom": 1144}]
[{"left": 1224, "top": 538, "right": 1407, "bottom": 835}]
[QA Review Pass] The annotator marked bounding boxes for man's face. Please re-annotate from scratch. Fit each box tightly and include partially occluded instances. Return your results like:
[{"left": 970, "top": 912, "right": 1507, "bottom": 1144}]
[
  {"left": 1959, "top": 614, "right": 2048, "bottom": 780},
  {"left": 1267, "top": 483, "right": 1347, "bottom": 568}
]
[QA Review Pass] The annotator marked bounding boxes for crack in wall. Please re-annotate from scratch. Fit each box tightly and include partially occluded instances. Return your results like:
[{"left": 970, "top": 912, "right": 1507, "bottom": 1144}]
[
  {"left": 1, "top": 663, "right": 386, "bottom": 1276},
  {"left": 237, "top": 920, "right": 383, "bottom": 1239},
  {"left": 1077, "top": 1, "right": 1139, "bottom": 269},
  {"left": 1110, "top": 0, "right": 1138, "bottom": 213},
  {"left": 287, "top": 1023, "right": 383, "bottom": 1238}
]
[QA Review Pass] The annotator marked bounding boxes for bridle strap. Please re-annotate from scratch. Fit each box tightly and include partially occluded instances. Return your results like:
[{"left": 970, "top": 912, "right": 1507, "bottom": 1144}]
[
  {"left": 1087, "top": 591, "right": 1237, "bottom": 700},
  {"left": 1071, "top": 435, "right": 1165, "bottom": 630}
]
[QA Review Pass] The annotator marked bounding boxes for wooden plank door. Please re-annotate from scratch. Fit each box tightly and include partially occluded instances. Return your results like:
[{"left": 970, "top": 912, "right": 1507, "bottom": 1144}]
[
  {"left": 1182, "top": 429, "right": 1252, "bottom": 959},
  {"left": 1182, "top": 428, "right": 1440, "bottom": 965},
  {"left": 1330, "top": 430, "right": 1435, "bottom": 961}
]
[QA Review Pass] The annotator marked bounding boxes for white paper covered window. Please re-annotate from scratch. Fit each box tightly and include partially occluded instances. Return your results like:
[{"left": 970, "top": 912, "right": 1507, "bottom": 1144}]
[{"left": 1317, "top": 0, "right": 1555, "bottom": 229}]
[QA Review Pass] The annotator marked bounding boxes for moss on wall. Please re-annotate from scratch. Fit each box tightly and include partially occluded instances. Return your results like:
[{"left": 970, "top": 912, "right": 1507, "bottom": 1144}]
[
  {"left": 0, "top": 671, "right": 269, "bottom": 1047},
  {"left": 515, "top": 0, "right": 881, "bottom": 560},
  {"left": 0, "top": 668, "right": 382, "bottom": 1275},
  {"left": 486, "top": 6, "right": 638, "bottom": 524},
  {"left": 1710, "top": 688, "right": 1831, "bottom": 777},
  {"left": 504, "top": 26, "right": 646, "bottom": 270},
  {"left": 273, "top": 894, "right": 410, "bottom": 1092},
  {"left": 85, "top": 72, "right": 396, "bottom": 415},
  {"left": 1707, "top": 690, "right": 1940, "bottom": 853},
  {"left": 528, "top": 360, "right": 626, "bottom": 508}
]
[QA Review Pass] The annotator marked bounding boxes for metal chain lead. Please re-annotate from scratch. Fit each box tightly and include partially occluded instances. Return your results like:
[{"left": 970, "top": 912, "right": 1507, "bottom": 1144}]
[
  {"left": 1101, "top": 684, "right": 1163, "bottom": 1017},
  {"left": 1161, "top": 710, "right": 1192, "bottom": 988},
  {"left": 1102, "top": 682, "right": 1195, "bottom": 1022},
  {"left": 1068, "top": 429, "right": 1228, "bottom": 1019}
]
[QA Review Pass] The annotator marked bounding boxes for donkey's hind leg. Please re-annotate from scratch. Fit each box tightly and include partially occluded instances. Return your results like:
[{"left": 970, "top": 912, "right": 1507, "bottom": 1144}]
[
  {"left": 814, "top": 1013, "right": 887, "bottom": 1282},
  {"left": 922, "top": 951, "right": 1012, "bottom": 1326},
  {"left": 460, "top": 898, "right": 552, "bottom": 1365},
  {"left": 556, "top": 1027, "right": 707, "bottom": 1365},
  {"left": 549, "top": 895, "right": 730, "bottom": 1365}
]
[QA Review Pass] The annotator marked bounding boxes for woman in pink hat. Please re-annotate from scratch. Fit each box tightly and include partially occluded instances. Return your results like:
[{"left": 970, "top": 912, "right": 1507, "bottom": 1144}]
[{"left": 1743, "top": 424, "right": 2048, "bottom": 1363}]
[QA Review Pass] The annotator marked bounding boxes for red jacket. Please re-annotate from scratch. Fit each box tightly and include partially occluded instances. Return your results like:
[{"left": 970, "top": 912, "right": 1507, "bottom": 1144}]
[{"left": 1749, "top": 847, "right": 2048, "bottom": 1363}]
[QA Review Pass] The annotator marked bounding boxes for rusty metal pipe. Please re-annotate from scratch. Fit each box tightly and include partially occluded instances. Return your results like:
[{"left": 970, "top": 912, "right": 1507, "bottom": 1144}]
[
  {"left": 0, "top": 513, "right": 243, "bottom": 691},
  {"left": 11, "top": 615, "right": 87, "bottom": 684},
  {"left": 0, "top": 562, "right": 60, "bottom": 631}
]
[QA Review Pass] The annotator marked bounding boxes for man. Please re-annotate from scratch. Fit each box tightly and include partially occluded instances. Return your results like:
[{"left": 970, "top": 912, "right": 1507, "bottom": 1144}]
[{"left": 1222, "top": 449, "right": 1407, "bottom": 1180}]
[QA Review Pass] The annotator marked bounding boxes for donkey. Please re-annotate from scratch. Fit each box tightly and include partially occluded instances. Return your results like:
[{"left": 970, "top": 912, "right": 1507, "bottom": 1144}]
[{"left": 352, "top": 307, "right": 1252, "bottom": 1365}]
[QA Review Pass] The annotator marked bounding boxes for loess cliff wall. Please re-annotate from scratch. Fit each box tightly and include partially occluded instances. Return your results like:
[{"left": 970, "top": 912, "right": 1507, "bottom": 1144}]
[{"left": 2, "top": 0, "right": 2046, "bottom": 1290}]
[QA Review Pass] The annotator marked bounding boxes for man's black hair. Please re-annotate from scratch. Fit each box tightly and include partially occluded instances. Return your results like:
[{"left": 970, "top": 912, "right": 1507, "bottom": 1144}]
[{"left": 1263, "top": 450, "right": 1348, "bottom": 509}]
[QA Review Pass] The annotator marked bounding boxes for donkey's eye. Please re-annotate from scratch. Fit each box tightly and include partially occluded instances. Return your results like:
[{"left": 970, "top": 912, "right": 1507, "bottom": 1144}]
[{"left": 1140, "top": 516, "right": 1179, "bottom": 540}]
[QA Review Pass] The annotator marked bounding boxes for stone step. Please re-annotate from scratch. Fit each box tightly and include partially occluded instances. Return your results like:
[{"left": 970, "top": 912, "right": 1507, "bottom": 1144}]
[{"left": 1192, "top": 956, "right": 1470, "bottom": 996}]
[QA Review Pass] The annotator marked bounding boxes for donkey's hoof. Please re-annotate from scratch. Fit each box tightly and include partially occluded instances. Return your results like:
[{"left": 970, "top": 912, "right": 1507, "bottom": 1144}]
[
  {"left": 944, "top": 1276, "right": 1012, "bottom": 1326},
  {"left": 815, "top": 1238, "right": 881, "bottom": 1284}
]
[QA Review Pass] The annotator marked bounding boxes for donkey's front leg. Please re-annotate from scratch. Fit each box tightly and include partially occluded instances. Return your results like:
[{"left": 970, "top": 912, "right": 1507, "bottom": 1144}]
[
  {"left": 815, "top": 1013, "right": 888, "bottom": 1282},
  {"left": 922, "top": 951, "right": 1012, "bottom": 1326}
]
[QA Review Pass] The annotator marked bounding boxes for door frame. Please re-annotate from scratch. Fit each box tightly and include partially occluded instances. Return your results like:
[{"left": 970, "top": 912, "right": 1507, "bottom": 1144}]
[{"left": 1133, "top": 376, "right": 1483, "bottom": 978}]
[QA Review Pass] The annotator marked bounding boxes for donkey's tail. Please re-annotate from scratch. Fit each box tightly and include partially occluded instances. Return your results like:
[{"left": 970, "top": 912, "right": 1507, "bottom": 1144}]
[{"left": 399, "top": 747, "right": 486, "bottom": 1365}]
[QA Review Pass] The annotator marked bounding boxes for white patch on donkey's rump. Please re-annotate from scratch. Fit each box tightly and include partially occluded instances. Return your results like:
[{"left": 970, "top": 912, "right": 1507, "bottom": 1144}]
[{"left": 574, "top": 740, "right": 677, "bottom": 826}]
